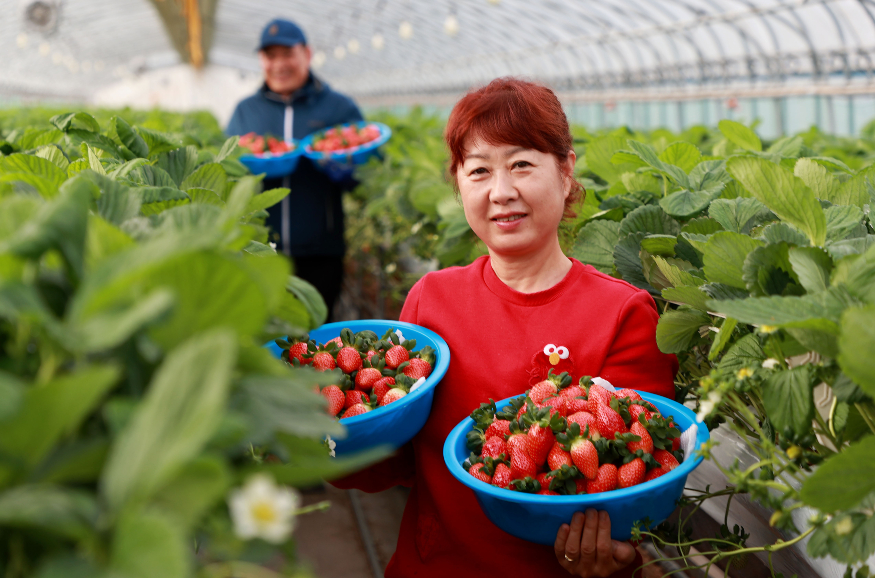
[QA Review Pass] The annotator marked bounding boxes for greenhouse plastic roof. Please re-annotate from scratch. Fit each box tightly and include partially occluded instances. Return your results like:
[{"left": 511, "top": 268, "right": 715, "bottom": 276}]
[{"left": 3, "top": 0, "right": 875, "bottom": 104}]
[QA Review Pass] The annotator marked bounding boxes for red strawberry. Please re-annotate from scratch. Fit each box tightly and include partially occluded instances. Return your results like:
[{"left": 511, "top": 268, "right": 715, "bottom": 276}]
[
  {"left": 566, "top": 412, "right": 598, "bottom": 438},
  {"left": 672, "top": 437, "right": 681, "bottom": 452},
  {"left": 343, "top": 389, "right": 369, "bottom": 410},
  {"left": 311, "top": 351, "right": 336, "bottom": 372},
  {"left": 379, "top": 387, "right": 407, "bottom": 406},
  {"left": 321, "top": 385, "right": 344, "bottom": 416},
  {"left": 627, "top": 421, "right": 654, "bottom": 454},
  {"left": 485, "top": 419, "right": 511, "bottom": 440},
  {"left": 506, "top": 430, "right": 528, "bottom": 456},
  {"left": 326, "top": 336, "right": 343, "bottom": 348},
  {"left": 402, "top": 358, "right": 432, "bottom": 380},
  {"left": 629, "top": 404, "right": 650, "bottom": 424},
  {"left": 594, "top": 403, "right": 627, "bottom": 440},
  {"left": 525, "top": 423, "right": 555, "bottom": 467},
  {"left": 617, "top": 388, "right": 643, "bottom": 402},
  {"left": 567, "top": 437, "right": 599, "bottom": 480},
  {"left": 482, "top": 436, "right": 508, "bottom": 460},
  {"left": 547, "top": 441, "right": 573, "bottom": 470},
  {"left": 542, "top": 396, "right": 568, "bottom": 418},
  {"left": 565, "top": 396, "right": 589, "bottom": 415},
  {"left": 653, "top": 449, "right": 680, "bottom": 471},
  {"left": 529, "top": 381, "right": 558, "bottom": 405},
  {"left": 371, "top": 376, "right": 395, "bottom": 403},
  {"left": 468, "top": 462, "right": 492, "bottom": 484},
  {"left": 336, "top": 346, "right": 363, "bottom": 374},
  {"left": 289, "top": 342, "right": 311, "bottom": 364},
  {"left": 536, "top": 471, "right": 554, "bottom": 488},
  {"left": 587, "top": 383, "right": 614, "bottom": 412},
  {"left": 510, "top": 448, "right": 537, "bottom": 480},
  {"left": 355, "top": 367, "right": 382, "bottom": 391},
  {"left": 537, "top": 489, "right": 560, "bottom": 495},
  {"left": 341, "top": 403, "right": 371, "bottom": 418},
  {"left": 574, "top": 478, "right": 588, "bottom": 494},
  {"left": 644, "top": 467, "right": 668, "bottom": 482},
  {"left": 384, "top": 345, "right": 409, "bottom": 369},
  {"left": 560, "top": 385, "right": 587, "bottom": 399},
  {"left": 586, "top": 463, "right": 618, "bottom": 494},
  {"left": 492, "top": 463, "right": 513, "bottom": 488},
  {"left": 618, "top": 458, "right": 646, "bottom": 488}
]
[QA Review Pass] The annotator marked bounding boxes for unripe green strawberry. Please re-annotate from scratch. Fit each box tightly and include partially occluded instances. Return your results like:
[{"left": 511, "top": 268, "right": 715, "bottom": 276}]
[
  {"left": 586, "top": 463, "right": 618, "bottom": 494},
  {"left": 321, "top": 385, "right": 344, "bottom": 416},
  {"left": 618, "top": 458, "right": 646, "bottom": 488}
]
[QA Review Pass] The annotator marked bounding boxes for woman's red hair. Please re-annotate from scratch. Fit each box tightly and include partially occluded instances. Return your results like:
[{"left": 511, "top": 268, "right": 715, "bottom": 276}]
[{"left": 445, "top": 77, "right": 583, "bottom": 219}]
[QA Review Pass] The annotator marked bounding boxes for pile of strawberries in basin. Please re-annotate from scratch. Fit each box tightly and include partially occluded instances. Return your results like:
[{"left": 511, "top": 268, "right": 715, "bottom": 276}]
[
  {"left": 278, "top": 328, "right": 434, "bottom": 420},
  {"left": 309, "top": 123, "right": 382, "bottom": 153},
  {"left": 464, "top": 373, "right": 684, "bottom": 495},
  {"left": 239, "top": 132, "right": 296, "bottom": 156}
]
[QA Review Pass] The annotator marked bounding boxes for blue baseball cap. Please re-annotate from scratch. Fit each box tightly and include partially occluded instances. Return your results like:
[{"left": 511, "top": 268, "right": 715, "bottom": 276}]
[{"left": 258, "top": 19, "right": 307, "bottom": 51}]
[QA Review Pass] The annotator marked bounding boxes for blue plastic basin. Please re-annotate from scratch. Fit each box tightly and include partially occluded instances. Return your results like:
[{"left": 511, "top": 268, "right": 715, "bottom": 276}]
[
  {"left": 300, "top": 121, "right": 392, "bottom": 168},
  {"left": 443, "top": 391, "right": 709, "bottom": 543},
  {"left": 267, "top": 319, "right": 450, "bottom": 457},
  {"left": 239, "top": 147, "right": 303, "bottom": 178}
]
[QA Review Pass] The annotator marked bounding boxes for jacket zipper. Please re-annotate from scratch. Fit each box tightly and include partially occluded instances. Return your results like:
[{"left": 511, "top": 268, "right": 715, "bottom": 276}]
[{"left": 281, "top": 104, "right": 293, "bottom": 255}]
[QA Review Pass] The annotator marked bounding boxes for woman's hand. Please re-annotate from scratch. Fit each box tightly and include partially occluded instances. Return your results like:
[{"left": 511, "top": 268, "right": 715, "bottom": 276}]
[{"left": 554, "top": 509, "right": 637, "bottom": 577}]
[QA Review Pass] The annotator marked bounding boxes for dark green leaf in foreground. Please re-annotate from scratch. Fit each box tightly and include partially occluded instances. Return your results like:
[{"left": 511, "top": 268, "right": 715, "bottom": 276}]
[
  {"left": 0, "top": 485, "right": 98, "bottom": 543},
  {"left": 707, "top": 287, "right": 859, "bottom": 326},
  {"left": 708, "top": 197, "right": 770, "bottom": 235},
  {"left": 571, "top": 220, "right": 621, "bottom": 274},
  {"left": 662, "top": 286, "right": 710, "bottom": 311},
  {"left": 742, "top": 242, "right": 794, "bottom": 297},
  {"left": 50, "top": 112, "right": 100, "bottom": 133},
  {"left": 109, "top": 510, "right": 188, "bottom": 578},
  {"left": 101, "top": 330, "right": 236, "bottom": 510},
  {"left": 246, "top": 187, "right": 291, "bottom": 213},
  {"left": 110, "top": 116, "right": 149, "bottom": 158},
  {"left": 619, "top": 204, "right": 681, "bottom": 238},
  {"left": 838, "top": 305, "right": 875, "bottom": 398},
  {"left": 762, "top": 366, "right": 814, "bottom": 436},
  {"left": 287, "top": 275, "right": 328, "bottom": 329},
  {"left": 801, "top": 436, "right": 875, "bottom": 513},
  {"left": 614, "top": 232, "right": 654, "bottom": 292},
  {"left": 659, "top": 189, "right": 714, "bottom": 218}
]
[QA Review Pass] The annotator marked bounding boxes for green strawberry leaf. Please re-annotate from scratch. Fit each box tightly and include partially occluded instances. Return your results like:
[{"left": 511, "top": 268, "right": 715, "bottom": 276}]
[
  {"left": 703, "top": 231, "right": 765, "bottom": 289},
  {"left": 718, "top": 119, "right": 762, "bottom": 152}
]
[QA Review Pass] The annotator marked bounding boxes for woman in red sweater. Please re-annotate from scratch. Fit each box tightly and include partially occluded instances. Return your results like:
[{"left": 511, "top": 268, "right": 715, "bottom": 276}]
[{"left": 333, "top": 78, "right": 678, "bottom": 577}]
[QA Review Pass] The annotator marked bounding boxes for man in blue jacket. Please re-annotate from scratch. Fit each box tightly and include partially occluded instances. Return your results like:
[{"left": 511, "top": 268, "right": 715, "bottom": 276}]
[{"left": 227, "top": 18, "right": 363, "bottom": 321}]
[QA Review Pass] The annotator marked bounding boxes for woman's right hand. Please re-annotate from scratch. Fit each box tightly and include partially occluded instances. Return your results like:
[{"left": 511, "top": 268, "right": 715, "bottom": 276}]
[{"left": 554, "top": 509, "right": 637, "bottom": 577}]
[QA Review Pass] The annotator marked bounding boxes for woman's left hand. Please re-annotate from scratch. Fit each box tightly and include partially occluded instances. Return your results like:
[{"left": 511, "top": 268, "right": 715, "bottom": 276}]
[{"left": 554, "top": 509, "right": 637, "bottom": 577}]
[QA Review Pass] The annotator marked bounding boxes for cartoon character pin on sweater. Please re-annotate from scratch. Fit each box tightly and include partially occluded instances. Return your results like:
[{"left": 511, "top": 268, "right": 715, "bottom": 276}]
[{"left": 528, "top": 343, "right": 575, "bottom": 385}]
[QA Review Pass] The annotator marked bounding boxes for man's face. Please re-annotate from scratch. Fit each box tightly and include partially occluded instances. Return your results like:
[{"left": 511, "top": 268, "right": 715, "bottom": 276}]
[{"left": 259, "top": 44, "right": 311, "bottom": 96}]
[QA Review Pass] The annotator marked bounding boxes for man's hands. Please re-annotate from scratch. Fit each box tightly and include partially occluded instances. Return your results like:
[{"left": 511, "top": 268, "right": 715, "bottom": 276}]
[{"left": 554, "top": 509, "right": 637, "bottom": 577}]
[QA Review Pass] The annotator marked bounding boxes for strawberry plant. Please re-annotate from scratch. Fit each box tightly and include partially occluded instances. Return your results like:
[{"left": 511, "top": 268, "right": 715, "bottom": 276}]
[
  {"left": 0, "top": 110, "right": 386, "bottom": 577},
  {"left": 568, "top": 119, "right": 875, "bottom": 576}
]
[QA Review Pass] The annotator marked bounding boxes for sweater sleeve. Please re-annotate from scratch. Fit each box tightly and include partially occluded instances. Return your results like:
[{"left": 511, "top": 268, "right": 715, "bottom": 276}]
[
  {"left": 597, "top": 290, "right": 678, "bottom": 400},
  {"left": 326, "top": 280, "right": 425, "bottom": 492}
]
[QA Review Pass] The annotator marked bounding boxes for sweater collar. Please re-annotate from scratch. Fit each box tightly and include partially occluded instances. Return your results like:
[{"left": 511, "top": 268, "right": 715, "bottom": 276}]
[
  {"left": 480, "top": 255, "right": 583, "bottom": 306},
  {"left": 259, "top": 73, "right": 325, "bottom": 104}
]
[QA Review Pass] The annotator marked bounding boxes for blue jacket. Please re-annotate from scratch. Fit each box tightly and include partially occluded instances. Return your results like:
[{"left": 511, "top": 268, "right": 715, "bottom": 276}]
[{"left": 227, "top": 74, "right": 363, "bottom": 257}]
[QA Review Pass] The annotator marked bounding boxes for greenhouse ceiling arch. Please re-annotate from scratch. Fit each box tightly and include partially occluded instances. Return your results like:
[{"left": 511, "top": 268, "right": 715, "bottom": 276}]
[{"left": 2, "top": 0, "right": 875, "bottom": 107}]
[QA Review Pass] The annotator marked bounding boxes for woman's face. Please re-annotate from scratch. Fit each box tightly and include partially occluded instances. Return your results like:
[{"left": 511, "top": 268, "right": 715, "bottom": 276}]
[{"left": 457, "top": 139, "right": 575, "bottom": 259}]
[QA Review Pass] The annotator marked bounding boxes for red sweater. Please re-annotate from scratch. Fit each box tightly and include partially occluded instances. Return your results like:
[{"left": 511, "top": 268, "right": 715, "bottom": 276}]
[{"left": 332, "top": 257, "right": 678, "bottom": 577}]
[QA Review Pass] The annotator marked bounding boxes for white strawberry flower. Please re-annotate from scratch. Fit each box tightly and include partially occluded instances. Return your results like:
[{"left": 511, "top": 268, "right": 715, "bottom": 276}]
[
  {"left": 325, "top": 435, "right": 336, "bottom": 458},
  {"left": 762, "top": 358, "right": 780, "bottom": 369},
  {"left": 268, "top": 242, "right": 277, "bottom": 250},
  {"left": 228, "top": 474, "right": 301, "bottom": 543},
  {"left": 410, "top": 377, "right": 426, "bottom": 393},
  {"left": 696, "top": 391, "right": 723, "bottom": 423}
]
